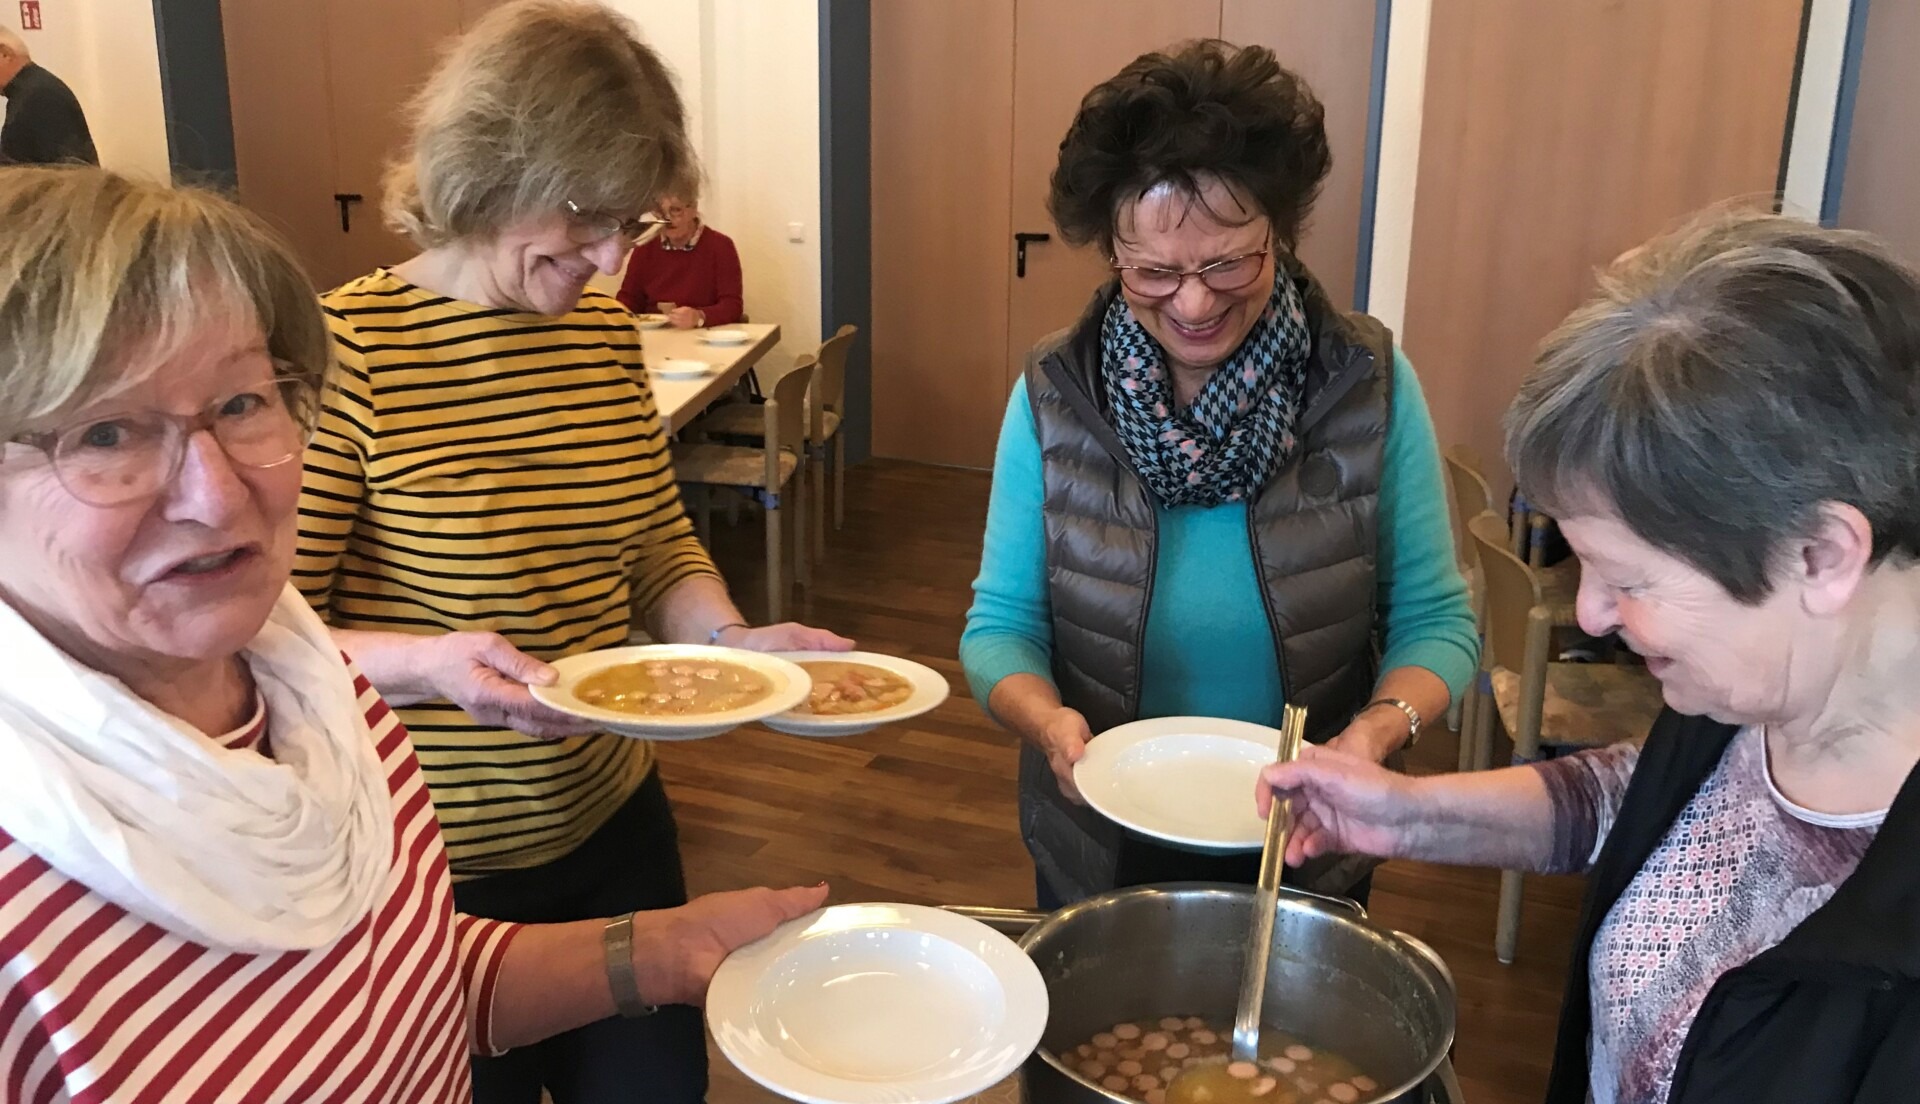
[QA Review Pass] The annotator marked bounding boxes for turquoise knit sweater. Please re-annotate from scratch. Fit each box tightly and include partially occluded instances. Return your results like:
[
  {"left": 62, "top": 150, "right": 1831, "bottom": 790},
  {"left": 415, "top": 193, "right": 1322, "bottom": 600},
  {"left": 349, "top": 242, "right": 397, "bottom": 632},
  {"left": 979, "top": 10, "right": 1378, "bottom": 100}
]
[{"left": 960, "top": 349, "right": 1477, "bottom": 726}]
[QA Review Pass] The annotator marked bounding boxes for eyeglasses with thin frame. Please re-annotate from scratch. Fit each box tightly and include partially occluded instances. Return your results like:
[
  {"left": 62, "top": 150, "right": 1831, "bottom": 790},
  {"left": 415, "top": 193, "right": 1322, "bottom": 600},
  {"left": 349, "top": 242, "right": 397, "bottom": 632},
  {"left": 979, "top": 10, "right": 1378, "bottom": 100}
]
[
  {"left": 1109, "top": 248, "right": 1272, "bottom": 299},
  {"left": 563, "top": 200, "right": 663, "bottom": 246},
  {"left": 4, "top": 370, "right": 320, "bottom": 508}
]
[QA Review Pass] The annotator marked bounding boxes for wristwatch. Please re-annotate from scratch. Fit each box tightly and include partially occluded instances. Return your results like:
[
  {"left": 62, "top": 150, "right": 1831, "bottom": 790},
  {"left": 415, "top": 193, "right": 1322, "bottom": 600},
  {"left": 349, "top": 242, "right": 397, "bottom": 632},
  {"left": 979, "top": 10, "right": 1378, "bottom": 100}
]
[
  {"left": 1365, "top": 697, "right": 1422, "bottom": 749},
  {"left": 602, "top": 913, "right": 658, "bottom": 1018}
]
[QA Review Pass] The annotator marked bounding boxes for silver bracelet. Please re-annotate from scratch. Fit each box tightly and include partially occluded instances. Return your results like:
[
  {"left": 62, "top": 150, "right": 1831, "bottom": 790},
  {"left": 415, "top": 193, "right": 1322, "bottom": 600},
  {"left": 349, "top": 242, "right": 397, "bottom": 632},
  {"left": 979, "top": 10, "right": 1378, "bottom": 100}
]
[
  {"left": 602, "top": 913, "right": 657, "bottom": 1018},
  {"left": 707, "top": 621, "right": 748, "bottom": 645},
  {"left": 1365, "top": 697, "right": 1422, "bottom": 749}
]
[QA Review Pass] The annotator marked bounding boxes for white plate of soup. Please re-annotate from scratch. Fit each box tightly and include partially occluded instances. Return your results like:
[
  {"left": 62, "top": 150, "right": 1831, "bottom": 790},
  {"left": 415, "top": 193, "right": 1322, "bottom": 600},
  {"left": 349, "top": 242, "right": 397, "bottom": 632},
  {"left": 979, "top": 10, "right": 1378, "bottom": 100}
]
[
  {"left": 634, "top": 313, "right": 668, "bottom": 330},
  {"left": 760, "top": 651, "right": 951, "bottom": 737},
  {"left": 531, "top": 645, "right": 809, "bottom": 740},
  {"left": 708, "top": 903, "right": 1047, "bottom": 1104},
  {"left": 700, "top": 327, "right": 752, "bottom": 346},
  {"left": 1073, "top": 717, "right": 1282, "bottom": 852}
]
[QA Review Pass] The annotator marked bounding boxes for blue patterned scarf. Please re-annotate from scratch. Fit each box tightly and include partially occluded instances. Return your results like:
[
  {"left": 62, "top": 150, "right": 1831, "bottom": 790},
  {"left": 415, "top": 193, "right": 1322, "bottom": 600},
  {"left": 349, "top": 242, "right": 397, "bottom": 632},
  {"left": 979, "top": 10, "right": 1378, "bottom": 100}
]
[{"left": 1100, "top": 273, "right": 1314, "bottom": 506}]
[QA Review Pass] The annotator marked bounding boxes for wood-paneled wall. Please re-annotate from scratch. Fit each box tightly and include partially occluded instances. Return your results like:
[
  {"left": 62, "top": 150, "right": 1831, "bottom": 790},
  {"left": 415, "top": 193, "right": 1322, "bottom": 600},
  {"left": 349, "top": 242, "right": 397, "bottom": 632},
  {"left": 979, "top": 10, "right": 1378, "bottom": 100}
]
[
  {"left": 1837, "top": 0, "right": 1920, "bottom": 263},
  {"left": 1401, "top": 0, "right": 1804, "bottom": 489}
]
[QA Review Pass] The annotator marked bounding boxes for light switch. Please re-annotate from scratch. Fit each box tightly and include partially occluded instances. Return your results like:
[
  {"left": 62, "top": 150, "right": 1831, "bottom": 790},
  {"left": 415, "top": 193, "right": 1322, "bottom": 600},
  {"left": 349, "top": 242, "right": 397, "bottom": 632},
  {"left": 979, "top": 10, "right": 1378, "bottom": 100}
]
[{"left": 787, "top": 221, "right": 806, "bottom": 243}]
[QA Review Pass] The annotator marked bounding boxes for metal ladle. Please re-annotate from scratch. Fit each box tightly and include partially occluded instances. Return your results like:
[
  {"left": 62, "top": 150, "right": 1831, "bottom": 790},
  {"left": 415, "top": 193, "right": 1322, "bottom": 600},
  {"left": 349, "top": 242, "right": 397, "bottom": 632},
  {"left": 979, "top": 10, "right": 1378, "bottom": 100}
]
[
  {"left": 1232, "top": 702, "right": 1308, "bottom": 1060},
  {"left": 1163, "top": 705, "right": 1309, "bottom": 1104}
]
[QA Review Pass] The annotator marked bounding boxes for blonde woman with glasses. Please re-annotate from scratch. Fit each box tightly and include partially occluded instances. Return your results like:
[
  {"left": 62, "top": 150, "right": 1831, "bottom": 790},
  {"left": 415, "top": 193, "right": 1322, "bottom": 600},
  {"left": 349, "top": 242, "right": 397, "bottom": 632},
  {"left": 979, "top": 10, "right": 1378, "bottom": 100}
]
[
  {"left": 0, "top": 165, "right": 823, "bottom": 1104},
  {"left": 292, "top": 3, "right": 848, "bottom": 1100}
]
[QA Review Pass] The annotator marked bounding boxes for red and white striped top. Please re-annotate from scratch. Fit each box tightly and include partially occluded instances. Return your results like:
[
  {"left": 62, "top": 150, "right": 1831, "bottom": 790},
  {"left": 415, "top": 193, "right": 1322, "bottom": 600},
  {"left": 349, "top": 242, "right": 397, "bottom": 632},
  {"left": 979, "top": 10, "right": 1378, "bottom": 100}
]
[{"left": 0, "top": 666, "right": 522, "bottom": 1104}]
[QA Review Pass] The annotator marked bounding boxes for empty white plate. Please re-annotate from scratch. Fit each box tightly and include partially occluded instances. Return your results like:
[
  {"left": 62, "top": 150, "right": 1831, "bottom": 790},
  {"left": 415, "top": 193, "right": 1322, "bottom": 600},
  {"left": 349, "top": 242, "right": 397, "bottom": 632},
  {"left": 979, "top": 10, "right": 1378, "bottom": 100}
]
[
  {"left": 702, "top": 327, "right": 752, "bottom": 345},
  {"left": 709, "top": 903, "right": 1047, "bottom": 1104},
  {"left": 1073, "top": 716, "right": 1282, "bottom": 851},
  {"left": 760, "top": 651, "right": 951, "bottom": 737},
  {"left": 653, "top": 357, "right": 714, "bottom": 379},
  {"left": 530, "top": 644, "right": 809, "bottom": 740}
]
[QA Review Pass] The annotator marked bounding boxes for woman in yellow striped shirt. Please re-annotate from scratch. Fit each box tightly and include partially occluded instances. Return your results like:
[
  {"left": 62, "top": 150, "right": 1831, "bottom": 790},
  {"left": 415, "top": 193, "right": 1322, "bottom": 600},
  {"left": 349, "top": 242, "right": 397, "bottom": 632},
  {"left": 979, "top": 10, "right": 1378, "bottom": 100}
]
[{"left": 294, "top": 5, "right": 848, "bottom": 1102}]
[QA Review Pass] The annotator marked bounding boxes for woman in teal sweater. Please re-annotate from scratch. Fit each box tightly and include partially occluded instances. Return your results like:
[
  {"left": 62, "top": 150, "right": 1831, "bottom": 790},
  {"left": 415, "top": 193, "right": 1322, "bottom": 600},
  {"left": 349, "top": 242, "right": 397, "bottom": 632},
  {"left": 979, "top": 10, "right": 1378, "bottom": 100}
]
[{"left": 961, "top": 41, "right": 1476, "bottom": 908}]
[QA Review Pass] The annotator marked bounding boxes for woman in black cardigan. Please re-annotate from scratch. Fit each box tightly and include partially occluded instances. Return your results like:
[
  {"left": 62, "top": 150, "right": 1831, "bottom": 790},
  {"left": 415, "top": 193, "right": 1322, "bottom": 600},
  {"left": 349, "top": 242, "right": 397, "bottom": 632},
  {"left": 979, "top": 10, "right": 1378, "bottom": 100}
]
[{"left": 1258, "top": 210, "right": 1920, "bottom": 1104}]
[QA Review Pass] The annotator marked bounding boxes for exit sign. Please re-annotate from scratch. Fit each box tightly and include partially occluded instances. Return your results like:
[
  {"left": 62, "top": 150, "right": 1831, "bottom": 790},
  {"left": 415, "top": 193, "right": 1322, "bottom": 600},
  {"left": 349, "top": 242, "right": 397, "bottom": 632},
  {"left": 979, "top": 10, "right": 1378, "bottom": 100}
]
[{"left": 19, "top": 1, "right": 41, "bottom": 31}]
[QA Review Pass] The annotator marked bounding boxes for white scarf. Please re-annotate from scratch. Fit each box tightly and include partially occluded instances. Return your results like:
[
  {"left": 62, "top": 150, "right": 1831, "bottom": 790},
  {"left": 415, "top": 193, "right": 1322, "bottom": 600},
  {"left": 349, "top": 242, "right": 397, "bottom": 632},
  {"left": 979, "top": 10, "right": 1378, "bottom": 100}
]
[{"left": 0, "top": 586, "right": 394, "bottom": 953}]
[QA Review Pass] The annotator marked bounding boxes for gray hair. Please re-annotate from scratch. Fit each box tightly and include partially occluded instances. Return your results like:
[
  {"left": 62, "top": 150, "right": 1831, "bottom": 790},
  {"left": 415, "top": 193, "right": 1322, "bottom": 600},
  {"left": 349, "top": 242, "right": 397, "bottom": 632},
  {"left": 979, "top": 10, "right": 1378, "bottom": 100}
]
[
  {"left": 0, "top": 26, "right": 28, "bottom": 58},
  {"left": 1505, "top": 209, "right": 1920, "bottom": 602},
  {"left": 383, "top": 0, "right": 692, "bottom": 248}
]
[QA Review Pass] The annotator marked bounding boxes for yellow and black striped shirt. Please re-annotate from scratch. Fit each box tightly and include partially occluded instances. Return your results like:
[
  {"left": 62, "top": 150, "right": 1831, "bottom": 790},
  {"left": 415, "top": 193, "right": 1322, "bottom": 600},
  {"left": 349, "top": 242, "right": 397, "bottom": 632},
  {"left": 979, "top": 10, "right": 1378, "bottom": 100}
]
[{"left": 296, "top": 270, "right": 718, "bottom": 874}]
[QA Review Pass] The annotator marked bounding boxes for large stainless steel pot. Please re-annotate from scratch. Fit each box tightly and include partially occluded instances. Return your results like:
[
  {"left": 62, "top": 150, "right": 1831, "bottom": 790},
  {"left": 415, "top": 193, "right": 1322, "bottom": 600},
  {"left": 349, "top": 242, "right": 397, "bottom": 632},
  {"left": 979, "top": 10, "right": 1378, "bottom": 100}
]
[{"left": 951, "top": 884, "right": 1463, "bottom": 1104}]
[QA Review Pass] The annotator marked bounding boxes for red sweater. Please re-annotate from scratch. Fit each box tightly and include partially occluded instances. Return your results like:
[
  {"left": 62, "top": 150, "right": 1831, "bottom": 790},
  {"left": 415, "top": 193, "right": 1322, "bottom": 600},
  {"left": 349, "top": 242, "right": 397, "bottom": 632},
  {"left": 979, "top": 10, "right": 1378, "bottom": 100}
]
[{"left": 616, "top": 225, "right": 744, "bottom": 325}]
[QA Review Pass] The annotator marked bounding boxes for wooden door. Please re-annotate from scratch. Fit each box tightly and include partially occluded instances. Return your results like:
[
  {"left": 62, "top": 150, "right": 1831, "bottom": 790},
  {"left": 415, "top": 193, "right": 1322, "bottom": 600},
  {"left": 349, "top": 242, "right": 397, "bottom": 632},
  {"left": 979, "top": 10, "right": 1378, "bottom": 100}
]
[
  {"left": 1402, "top": 0, "right": 1804, "bottom": 491},
  {"left": 221, "top": 0, "right": 345, "bottom": 287},
  {"left": 321, "top": 0, "right": 465, "bottom": 281},
  {"left": 869, "top": 1, "right": 1017, "bottom": 468},
  {"left": 222, "top": 0, "right": 466, "bottom": 289},
  {"left": 1002, "top": 0, "right": 1223, "bottom": 394},
  {"left": 871, "top": 1, "right": 1382, "bottom": 467},
  {"left": 1222, "top": 0, "right": 1378, "bottom": 311}
]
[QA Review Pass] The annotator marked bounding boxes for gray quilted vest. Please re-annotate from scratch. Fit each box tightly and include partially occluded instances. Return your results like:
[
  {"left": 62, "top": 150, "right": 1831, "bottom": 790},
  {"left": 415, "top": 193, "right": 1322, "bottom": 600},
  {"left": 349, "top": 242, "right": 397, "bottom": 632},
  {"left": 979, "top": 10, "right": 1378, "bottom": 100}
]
[{"left": 1019, "top": 274, "right": 1395, "bottom": 904}]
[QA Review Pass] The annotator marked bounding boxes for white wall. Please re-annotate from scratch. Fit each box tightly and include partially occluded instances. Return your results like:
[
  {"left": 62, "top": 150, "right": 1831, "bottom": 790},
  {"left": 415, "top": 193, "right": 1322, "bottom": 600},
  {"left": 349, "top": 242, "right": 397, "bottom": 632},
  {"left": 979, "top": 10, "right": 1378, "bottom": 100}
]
[
  {"left": 1364, "top": 0, "right": 1431, "bottom": 336},
  {"left": 1, "top": 0, "right": 169, "bottom": 179},
  {"left": 598, "top": 0, "right": 824, "bottom": 377},
  {"left": 1780, "top": 0, "right": 1856, "bottom": 220}
]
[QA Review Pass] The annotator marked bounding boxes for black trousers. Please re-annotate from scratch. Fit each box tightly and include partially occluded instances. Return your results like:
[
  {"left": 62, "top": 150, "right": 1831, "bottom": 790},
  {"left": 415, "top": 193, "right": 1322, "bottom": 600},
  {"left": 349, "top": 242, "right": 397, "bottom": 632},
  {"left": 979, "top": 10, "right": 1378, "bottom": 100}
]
[{"left": 453, "top": 771, "right": 707, "bottom": 1104}]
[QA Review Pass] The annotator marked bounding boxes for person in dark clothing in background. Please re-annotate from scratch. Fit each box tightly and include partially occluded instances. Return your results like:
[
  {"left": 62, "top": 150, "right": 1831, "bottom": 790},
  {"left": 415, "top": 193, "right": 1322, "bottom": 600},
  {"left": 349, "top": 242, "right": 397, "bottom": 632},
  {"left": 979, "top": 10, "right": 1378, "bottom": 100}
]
[{"left": 0, "top": 27, "right": 98, "bottom": 166}]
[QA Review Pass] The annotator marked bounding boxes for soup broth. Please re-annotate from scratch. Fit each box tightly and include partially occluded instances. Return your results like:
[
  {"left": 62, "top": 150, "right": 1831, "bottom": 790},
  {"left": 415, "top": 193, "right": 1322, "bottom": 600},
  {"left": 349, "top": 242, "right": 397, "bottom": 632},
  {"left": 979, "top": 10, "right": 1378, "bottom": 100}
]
[
  {"left": 1064, "top": 1017, "right": 1376, "bottom": 1104},
  {"left": 799, "top": 661, "right": 914, "bottom": 715},
  {"left": 574, "top": 659, "right": 773, "bottom": 716}
]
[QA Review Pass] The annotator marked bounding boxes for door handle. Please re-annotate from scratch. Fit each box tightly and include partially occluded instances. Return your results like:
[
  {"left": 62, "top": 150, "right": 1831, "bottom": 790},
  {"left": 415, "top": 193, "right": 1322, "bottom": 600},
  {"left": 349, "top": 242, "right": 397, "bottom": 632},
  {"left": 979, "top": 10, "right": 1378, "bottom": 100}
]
[
  {"left": 1014, "top": 231, "right": 1051, "bottom": 278},
  {"left": 333, "top": 193, "right": 365, "bottom": 233}
]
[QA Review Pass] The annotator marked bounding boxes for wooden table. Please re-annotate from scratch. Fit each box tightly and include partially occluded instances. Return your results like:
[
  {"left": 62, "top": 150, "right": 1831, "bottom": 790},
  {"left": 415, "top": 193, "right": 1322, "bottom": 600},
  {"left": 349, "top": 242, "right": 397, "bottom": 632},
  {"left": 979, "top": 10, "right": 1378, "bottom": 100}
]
[{"left": 643, "top": 322, "right": 781, "bottom": 432}]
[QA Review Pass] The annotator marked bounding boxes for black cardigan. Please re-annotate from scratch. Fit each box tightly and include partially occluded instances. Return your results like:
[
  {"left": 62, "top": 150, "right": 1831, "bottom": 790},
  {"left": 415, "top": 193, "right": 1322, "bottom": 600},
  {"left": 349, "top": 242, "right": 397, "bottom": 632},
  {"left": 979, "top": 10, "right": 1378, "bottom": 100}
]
[{"left": 1543, "top": 711, "right": 1920, "bottom": 1104}]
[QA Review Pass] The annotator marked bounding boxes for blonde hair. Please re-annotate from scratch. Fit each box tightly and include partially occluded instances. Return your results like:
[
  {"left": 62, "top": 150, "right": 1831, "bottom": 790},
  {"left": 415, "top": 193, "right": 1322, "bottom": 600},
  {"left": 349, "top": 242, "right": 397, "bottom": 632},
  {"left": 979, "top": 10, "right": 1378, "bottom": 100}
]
[
  {"left": 0, "top": 167, "right": 331, "bottom": 440},
  {"left": 385, "top": 0, "right": 692, "bottom": 248}
]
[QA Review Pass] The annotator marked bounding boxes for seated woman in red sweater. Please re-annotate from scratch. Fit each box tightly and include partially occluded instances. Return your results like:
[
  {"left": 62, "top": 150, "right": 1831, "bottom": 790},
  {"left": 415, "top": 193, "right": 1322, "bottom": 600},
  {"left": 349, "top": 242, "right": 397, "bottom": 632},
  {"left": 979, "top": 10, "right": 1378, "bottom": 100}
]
[{"left": 616, "top": 182, "right": 743, "bottom": 328}]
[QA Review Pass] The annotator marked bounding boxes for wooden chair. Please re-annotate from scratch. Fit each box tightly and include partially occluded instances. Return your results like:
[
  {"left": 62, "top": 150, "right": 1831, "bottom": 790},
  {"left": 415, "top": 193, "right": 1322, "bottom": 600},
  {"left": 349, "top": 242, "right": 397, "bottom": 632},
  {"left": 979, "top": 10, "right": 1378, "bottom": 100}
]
[
  {"left": 690, "top": 324, "right": 857, "bottom": 561},
  {"left": 672, "top": 357, "right": 814, "bottom": 622},
  {"left": 1441, "top": 447, "right": 1494, "bottom": 761},
  {"left": 1466, "top": 511, "right": 1664, "bottom": 964},
  {"left": 1445, "top": 446, "right": 1579, "bottom": 602},
  {"left": 1442, "top": 446, "right": 1497, "bottom": 553}
]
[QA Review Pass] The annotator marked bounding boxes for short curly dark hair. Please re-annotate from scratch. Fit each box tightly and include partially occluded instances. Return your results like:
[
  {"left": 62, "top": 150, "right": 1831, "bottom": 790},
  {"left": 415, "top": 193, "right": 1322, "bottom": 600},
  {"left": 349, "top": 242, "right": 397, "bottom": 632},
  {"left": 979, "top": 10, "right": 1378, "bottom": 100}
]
[{"left": 1048, "top": 40, "right": 1331, "bottom": 256}]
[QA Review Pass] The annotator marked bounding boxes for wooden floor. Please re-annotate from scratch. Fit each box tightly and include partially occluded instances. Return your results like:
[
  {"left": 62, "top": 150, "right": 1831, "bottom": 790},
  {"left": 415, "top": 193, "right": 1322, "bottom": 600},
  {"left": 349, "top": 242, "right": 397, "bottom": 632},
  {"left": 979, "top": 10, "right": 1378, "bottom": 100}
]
[{"left": 674, "top": 459, "right": 1583, "bottom": 1104}]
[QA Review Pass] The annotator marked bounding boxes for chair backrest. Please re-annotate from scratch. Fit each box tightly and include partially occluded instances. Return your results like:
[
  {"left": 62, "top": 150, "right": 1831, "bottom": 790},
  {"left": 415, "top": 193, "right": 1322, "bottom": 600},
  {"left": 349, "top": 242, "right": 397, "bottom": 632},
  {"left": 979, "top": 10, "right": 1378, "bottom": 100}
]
[
  {"left": 762, "top": 355, "right": 815, "bottom": 488},
  {"left": 1468, "top": 509, "right": 1544, "bottom": 675},
  {"left": 810, "top": 324, "right": 858, "bottom": 440},
  {"left": 1443, "top": 446, "right": 1498, "bottom": 566}
]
